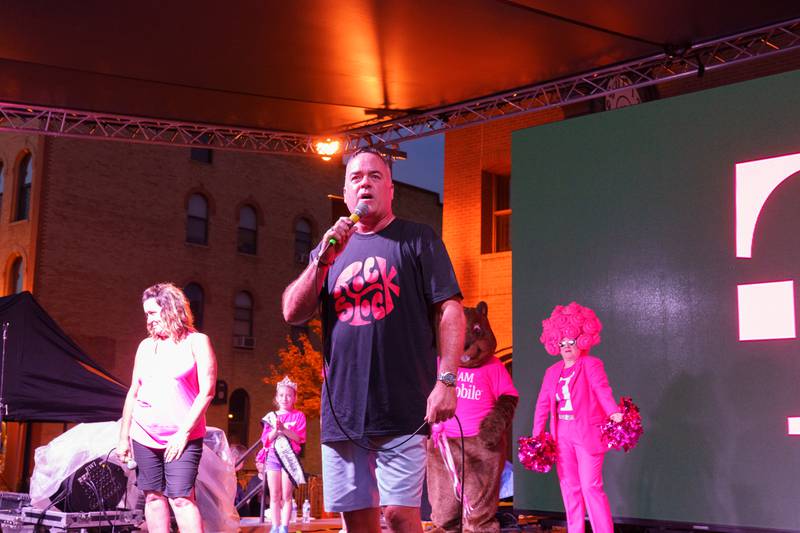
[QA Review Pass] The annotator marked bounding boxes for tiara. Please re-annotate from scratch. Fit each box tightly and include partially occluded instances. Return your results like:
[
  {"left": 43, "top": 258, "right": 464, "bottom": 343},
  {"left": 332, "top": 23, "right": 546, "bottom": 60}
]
[{"left": 277, "top": 376, "right": 297, "bottom": 391}]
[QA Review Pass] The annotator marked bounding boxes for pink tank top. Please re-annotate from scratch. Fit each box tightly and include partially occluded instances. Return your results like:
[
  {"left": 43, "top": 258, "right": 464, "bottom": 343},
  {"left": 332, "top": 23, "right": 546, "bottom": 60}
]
[{"left": 131, "top": 336, "right": 205, "bottom": 448}]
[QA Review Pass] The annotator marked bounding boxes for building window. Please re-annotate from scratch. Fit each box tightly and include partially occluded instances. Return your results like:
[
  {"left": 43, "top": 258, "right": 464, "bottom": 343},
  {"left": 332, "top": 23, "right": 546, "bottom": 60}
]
[
  {"left": 190, "top": 148, "right": 213, "bottom": 164},
  {"left": 187, "top": 193, "right": 209, "bottom": 245},
  {"left": 237, "top": 205, "right": 257, "bottom": 255},
  {"left": 481, "top": 172, "right": 511, "bottom": 253},
  {"left": 183, "top": 282, "right": 205, "bottom": 330},
  {"left": 190, "top": 133, "right": 213, "bottom": 163},
  {"left": 14, "top": 152, "right": 32, "bottom": 221},
  {"left": 233, "top": 291, "right": 254, "bottom": 349},
  {"left": 227, "top": 388, "right": 250, "bottom": 446},
  {"left": 294, "top": 218, "right": 312, "bottom": 263},
  {"left": 8, "top": 257, "right": 23, "bottom": 294}
]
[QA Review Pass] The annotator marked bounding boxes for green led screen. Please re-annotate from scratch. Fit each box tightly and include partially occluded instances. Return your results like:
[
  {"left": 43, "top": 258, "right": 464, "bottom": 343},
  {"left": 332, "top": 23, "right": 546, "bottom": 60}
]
[{"left": 512, "top": 69, "right": 800, "bottom": 531}]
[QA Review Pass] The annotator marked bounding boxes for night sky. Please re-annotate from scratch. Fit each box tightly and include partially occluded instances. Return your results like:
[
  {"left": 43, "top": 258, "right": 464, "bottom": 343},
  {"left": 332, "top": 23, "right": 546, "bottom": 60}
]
[{"left": 393, "top": 134, "right": 444, "bottom": 201}]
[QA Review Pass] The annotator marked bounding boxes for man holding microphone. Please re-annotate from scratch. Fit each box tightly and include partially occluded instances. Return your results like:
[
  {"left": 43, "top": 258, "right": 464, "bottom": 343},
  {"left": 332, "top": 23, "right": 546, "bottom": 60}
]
[{"left": 282, "top": 147, "right": 464, "bottom": 533}]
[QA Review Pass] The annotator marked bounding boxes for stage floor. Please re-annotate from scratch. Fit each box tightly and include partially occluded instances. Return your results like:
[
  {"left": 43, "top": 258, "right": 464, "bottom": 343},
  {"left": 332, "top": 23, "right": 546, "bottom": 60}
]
[{"left": 238, "top": 514, "right": 552, "bottom": 532}]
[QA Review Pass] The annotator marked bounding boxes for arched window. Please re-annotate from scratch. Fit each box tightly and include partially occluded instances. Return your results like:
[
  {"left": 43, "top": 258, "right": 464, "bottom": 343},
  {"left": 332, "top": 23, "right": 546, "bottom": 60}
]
[
  {"left": 233, "top": 291, "right": 254, "bottom": 348},
  {"left": 8, "top": 257, "right": 23, "bottom": 294},
  {"left": 237, "top": 205, "right": 257, "bottom": 255},
  {"left": 14, "top": 152, "right": 32, "bottom": 221},
  {"left": 186, "top": 193, "right": 209, "bottom": 245},
  {"left": 227, "top": 388, "right": 250, "bottom": 446},
  {"left": 294, "top": 218, "right": 312, "bottom": 263},
  {"left": 183, "top": 282, "right": 205, "bottom": 330}
]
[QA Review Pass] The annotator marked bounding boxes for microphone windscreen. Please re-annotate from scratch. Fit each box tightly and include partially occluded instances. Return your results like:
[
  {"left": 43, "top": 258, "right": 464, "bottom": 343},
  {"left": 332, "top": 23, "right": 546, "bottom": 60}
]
[{"left": 353, "top": 203, "right": 370, "bottom": 218}]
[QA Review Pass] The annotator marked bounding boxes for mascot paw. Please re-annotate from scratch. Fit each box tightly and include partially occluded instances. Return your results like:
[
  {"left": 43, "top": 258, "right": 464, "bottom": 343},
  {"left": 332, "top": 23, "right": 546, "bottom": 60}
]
[{"left": 478, "top": 394, "right": 518, "bottom": 449}]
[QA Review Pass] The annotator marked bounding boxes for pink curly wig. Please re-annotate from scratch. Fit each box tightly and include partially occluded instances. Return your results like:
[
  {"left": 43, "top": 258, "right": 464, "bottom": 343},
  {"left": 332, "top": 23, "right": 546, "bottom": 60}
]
[{"left": 539, "top": 301, "right": 602, "bottom": 356}]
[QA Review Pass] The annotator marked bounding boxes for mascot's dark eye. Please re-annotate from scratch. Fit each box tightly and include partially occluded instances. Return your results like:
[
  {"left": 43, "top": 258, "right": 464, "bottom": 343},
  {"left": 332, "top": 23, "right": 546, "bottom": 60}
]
[{"left": 472, "top": 325, "right": 482, "bottom": 336}]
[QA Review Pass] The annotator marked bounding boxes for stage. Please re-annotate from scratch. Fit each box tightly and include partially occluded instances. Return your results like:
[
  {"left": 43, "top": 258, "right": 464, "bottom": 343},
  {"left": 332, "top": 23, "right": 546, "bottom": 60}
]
[{"left": 237, "top": 513, "right": 550, "bottom": 532}]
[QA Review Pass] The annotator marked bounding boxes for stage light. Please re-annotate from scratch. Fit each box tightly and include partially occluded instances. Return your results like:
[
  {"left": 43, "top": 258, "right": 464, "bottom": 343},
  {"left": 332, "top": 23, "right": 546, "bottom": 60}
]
[{"left": 314, "top": 138, "right": 341, "bottom": 161}]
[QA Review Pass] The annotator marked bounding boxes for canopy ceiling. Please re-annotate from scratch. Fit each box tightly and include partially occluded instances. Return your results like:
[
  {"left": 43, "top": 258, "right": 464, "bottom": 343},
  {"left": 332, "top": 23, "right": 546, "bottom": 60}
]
[{"left": 1, "top": 1, "right": 800, "bottom": 136}]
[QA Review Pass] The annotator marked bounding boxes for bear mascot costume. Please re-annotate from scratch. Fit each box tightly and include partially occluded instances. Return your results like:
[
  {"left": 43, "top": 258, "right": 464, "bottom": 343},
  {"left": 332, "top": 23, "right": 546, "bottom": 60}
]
[{"left": 427, "top": 301, "right": 518, "bottom": 533}]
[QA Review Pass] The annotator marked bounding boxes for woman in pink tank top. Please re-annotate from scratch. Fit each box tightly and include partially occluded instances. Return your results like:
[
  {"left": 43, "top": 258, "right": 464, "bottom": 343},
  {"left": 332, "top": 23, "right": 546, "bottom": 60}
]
[{"left": 117, "top": 283, "right": 217, "bottom": 533}]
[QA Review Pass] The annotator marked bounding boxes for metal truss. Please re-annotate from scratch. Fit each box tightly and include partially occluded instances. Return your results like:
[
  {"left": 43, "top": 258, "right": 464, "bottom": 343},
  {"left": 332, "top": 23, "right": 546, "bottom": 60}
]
[
  {"left": 0, "top": 17, "right": 799, "bottom": 156},
  {"left": 0, "top": 105, "right": 317, "bottom": 155},
  {"left": 344, "top": 16, "right": 800, "bottom": 151}
]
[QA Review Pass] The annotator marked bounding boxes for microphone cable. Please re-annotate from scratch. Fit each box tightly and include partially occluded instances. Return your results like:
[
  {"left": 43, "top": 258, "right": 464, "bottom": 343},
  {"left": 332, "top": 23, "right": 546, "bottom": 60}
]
[
  {"left": 36, "top": 487, "right": 68, "bottom": 530},
  {"left": 322, "top": 362, "right": 466, "bottom": 533},
  {"left": 105, "top": 445, "right": 136, "bottom": 517},
  {"left": 321, "top": 357, "right": 427, "bottom": 452}
]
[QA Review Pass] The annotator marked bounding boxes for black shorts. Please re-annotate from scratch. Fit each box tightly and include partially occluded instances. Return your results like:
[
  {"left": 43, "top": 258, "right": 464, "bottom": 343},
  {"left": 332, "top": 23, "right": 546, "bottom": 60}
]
[{"left": 131, "top": 438, "right": 203, "bottom": 498}]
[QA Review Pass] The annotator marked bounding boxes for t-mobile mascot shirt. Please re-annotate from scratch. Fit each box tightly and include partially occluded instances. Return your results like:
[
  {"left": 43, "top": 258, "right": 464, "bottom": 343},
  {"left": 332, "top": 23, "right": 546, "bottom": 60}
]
[
  {"left": 440, "top": 357, "right": 518, "bottom": 438},
  {"left": 314, "top": 218, "right": 461, "bottom": 443}
]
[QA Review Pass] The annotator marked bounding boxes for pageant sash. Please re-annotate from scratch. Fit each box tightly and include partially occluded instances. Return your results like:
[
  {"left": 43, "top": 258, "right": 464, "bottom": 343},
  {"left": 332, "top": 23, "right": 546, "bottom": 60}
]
[{"left": 264, "top": 412, "right": 306, "bottom": 487}]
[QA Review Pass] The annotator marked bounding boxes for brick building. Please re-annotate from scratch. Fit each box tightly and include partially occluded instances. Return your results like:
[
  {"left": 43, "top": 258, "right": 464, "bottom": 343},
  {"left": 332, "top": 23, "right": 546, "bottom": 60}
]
[
  {"left": 442, "top": 51, "right": 800, "bottom": 362},
  {"left": 0, "top": 135, "right": 441, "bottom": 489}
]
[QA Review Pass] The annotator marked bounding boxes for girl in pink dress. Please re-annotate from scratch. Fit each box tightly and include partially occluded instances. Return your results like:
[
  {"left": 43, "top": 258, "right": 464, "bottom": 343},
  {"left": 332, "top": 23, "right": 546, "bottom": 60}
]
[
  {"left": 257, "top": 376, "right": 307, "bottom": 533},
  {"left": 532, "top": 302, "right": 622, "bottom": 533}
]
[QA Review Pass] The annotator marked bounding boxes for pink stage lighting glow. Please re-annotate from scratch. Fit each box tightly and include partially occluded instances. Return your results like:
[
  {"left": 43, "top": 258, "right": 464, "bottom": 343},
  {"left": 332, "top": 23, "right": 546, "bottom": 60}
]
[
  {"left": 736, "top": 280, "right": 796, "bottom": 341},
  {"left": 735, "top": 152, "right": 800, "bottom": 258}
]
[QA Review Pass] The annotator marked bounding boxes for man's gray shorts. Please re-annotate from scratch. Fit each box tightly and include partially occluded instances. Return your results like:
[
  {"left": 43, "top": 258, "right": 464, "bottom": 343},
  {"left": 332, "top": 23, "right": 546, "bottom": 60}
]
[{"left": 322, "top": 434, "right": 426, "bottom": 512}]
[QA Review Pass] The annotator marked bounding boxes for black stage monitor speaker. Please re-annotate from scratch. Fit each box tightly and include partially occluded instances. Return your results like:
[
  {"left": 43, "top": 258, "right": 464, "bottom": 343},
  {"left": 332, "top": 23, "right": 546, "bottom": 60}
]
[{"left": 53, "top": 458, "right": 127, "bottom": 512}]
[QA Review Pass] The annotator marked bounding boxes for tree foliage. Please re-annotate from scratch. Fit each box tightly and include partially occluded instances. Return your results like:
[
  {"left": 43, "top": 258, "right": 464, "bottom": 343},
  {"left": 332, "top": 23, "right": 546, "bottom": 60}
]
[{"left": 264, "top": 319, "right": 323, "bottom": 414}]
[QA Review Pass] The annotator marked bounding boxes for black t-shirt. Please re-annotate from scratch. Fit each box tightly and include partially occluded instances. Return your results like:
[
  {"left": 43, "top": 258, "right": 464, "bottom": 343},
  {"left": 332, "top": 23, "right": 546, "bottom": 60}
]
[{"left": 314, "top": 218, "right": 461, "bottom": 443}]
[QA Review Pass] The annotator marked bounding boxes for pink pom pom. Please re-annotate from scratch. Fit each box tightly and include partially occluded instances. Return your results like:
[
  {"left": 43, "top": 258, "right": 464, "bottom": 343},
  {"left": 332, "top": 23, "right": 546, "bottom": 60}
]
[
  {"left": 600, "top": 397, "right": 643, "bottom": 452},
  {"left": 545, "top": 342, "right": 560, "bottom": 355},
  {"left": 554, "top": 315, "right": 569, "bottom": 327},
  {"left": 518, "top": 432, "right": 558, "bottom": 473}
]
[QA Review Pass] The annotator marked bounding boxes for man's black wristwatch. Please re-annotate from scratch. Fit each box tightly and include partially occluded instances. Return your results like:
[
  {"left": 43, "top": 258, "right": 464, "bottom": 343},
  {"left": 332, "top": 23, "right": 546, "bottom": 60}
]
[{"left": 437, "top": 371, "right": 457, "bottom": 387}]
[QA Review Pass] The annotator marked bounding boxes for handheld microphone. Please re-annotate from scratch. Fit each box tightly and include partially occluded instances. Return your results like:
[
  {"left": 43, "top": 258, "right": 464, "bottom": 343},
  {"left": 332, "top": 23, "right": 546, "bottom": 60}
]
[{"left": 327, "top": 203, "right": 370, "bottom": 246}]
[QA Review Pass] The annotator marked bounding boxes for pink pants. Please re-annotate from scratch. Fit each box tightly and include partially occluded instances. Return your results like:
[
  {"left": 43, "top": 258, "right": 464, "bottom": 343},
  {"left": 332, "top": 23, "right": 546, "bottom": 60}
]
[{"left": 556, "top": 420, "right": 613, "bottom": 533}]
